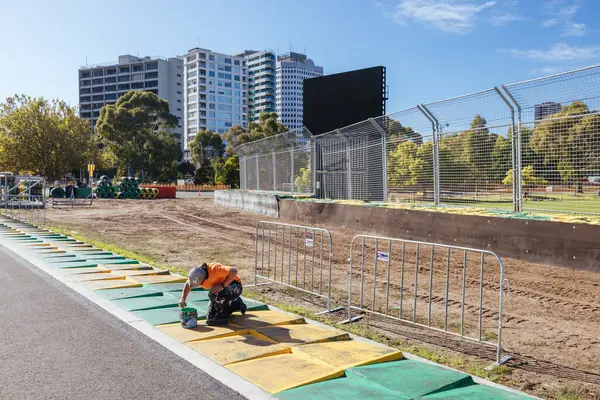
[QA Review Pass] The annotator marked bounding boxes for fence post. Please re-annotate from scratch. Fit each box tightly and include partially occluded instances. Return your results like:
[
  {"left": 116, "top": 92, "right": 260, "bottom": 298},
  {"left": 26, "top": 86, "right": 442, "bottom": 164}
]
[
  {"left": 368, "top": 118, "right": 388, "bottom": 202},
  {"left": 255, "top": 154, "right": 260, "bottom": 191},
  {"left": 272, "top": 151, "right": 276, "bottom": 192},
  {"left": 290, "top": 146, "right": 295, "bottom": 193},
  {"left": 418, "top": 105, "right": 440, "bottom": 206},
  {"left": 336, "top": 129, "right": 352, "bottom": 200},
  {"left": 501, "top": 85, "right": 522, "bottom": 212}
]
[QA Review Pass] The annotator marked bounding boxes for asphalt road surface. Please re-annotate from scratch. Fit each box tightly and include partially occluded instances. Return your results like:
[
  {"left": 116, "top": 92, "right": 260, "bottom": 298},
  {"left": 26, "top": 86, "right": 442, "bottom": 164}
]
[{"left": 0, "top": 244, "right": 243, "bottom": 400}]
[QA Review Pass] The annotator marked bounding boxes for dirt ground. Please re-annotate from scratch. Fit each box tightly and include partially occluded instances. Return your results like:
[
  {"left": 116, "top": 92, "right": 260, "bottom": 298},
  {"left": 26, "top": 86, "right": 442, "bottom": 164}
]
[{"left": 41, "top": 199, "right": 600, "bottom": 399}]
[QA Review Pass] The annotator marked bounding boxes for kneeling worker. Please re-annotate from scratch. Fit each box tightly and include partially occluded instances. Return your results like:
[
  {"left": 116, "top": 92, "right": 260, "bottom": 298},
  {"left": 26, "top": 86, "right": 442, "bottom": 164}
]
[{"left": 179, "top": 263, "right": 246, "bottom": 326}]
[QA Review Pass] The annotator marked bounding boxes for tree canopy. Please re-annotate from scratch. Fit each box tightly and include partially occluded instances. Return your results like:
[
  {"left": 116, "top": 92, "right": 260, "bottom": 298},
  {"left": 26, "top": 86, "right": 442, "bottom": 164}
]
[
  {"left": 224, "top": 112, "right": 287, "bottom": 154},
  {"left": 190, "top": 130, "right": 224, "bottom": 164},
  {"left": 0, "top": 95, "right": 97, "bottom": 181},
  {"left": 95, "top": 90, "right": 180, "bottom": 181}
]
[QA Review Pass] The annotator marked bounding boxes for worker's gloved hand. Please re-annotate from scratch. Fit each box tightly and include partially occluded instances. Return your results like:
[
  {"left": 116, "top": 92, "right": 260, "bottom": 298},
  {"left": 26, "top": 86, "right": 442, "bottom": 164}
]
[{"left": 178, "top": 299, "right": 186, "bottom": 308}]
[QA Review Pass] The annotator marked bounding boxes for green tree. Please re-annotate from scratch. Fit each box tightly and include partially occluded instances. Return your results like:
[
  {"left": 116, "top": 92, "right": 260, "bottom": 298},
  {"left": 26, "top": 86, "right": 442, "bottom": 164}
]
[
  {"left": 190, "top": 130, "right": 224, "bottom": 164},
  {"left": 294, "top": 166, "right": 312, "bottom": 192},
  {"left": 0, "top": 95, "right": 97, "bottom": 181},
  {"left": 387, "top": 141, "right": 422, "bottom": 187},
  {"left": 95, "top": 90, "right": 179, "bottom": 180},
  {"left": 531, "top": 101, "right": 600, "bottom": 185},
  {"left": 144, "top": 129, "right": 180, "bottom": 182},
  {"left": 195, "top": 160, "right": 215, "bottom": 184},
  {"left": 385, "top": 119, "right": 423, "bottom": 145},
  {"left": 224, "top": 112, "right": 288, "bottom": 153},
  {"left": 490, "top": 135, "right": 512, "bottom": 181},
  {"left": 503, "top": 165, "right": 548, "bottom": 187},
  {"left": 178, "top": 161, "right": 196, "bottom": 177},
  {"left": 214, "top": 155, "right": 240, "bottom": 187},
  {"left": 463, "top": 115, "right": 499, "bottom": 182}
]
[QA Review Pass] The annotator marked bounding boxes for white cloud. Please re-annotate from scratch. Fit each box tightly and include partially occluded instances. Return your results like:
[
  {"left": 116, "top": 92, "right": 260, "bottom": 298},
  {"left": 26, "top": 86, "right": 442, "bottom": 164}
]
[
  {"left": 488, "top": 12, "right": 524, "bottom": 26},
  {"left": 501, "top": 43, "right": 600, "bottom": 63},
  {"left": 563, "top": 22, "right": 586, "bottom": 37},
  {"left": 391, "top": 0, "right": 496, "bottom": 34},
  {"left": 542, "top": 1, "right": 587, "bottom": 37}
]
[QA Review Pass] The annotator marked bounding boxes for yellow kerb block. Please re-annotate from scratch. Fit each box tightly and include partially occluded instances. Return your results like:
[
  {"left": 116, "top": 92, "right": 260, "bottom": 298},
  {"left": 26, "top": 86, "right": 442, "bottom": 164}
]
[
  {"left": 70, "top": 272, "right": 126, "bottom": 282},
  {"left": 80, "top": 278, "right": 142, "bottom": 290},
  {"left": 128, "top": 274, "right": 187, "bottom": 284},
  {"left": 98, "top": 264, "right": 154, "bottom": 271},
  {"left": 187, "top": 329, "right": 290, "bottom": 365},
  {"left": 25, "top": 243, "right": 52, "bottom": 247},
  {"left": 226, "top": 348, "right": 344, "bottom": 394},
  {"left": 230, "top": 310, "right": 305, "bottom": 329},
  {"left": 116, "top": 269, "right": 170, "bottom": 277},
  {"left": 158, "top": 323, "right": 239, "bottom": 343},
  {"left": 294, "top": 340, "right": 404, "bottom": 370},
  {"left": 256, "top": 323, "right": 350, "bottom": 345},
  {"left": 71, "top": 248, "right": 103, "bottom": 252}
]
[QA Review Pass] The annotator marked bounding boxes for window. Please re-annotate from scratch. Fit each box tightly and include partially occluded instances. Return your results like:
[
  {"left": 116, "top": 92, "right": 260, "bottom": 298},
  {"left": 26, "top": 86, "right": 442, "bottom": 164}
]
[
  {"left": 209, "top": 71, "right": 215, "bottom": 77},
  {"left": 80, "top": 71, "right": 91, "bottom": 78},
  {"left": 234, "top": 82, "right": 241, "bottom": 89},
  {"left": 92, "top": 87, "right": 103, "bottom": 93},
  {"left": 105, "top": 93, "right": 117, "bottom": 100},
  {"left": 106, "top": 68, "right": 117, "bottom": 75},
  {"left": 218, "top": 96, "right": 232, "bottom": 104},
  {"left": 105, "top": 85, "right": 116, "bottom": 92},
  {"left": 92, "top": 69, "right": 103, "bottom": 77},
  {"left": 145, "top": 71, "right": 158, "bottom": 79},
  {"left": 148, "top": 89, "right": 158, "bottom": 95},
  {"left": 92, "top": 95, "right": 103, "bottom": 101},
  {"left": 218, "top": 65, "right": 232, "bottom": 72},
  {"left": 188, "top": 127, "right": 197, "bottom": 134},
  {"left": 218, "top": 104, "right": 232, "bottom": 111},
  {"left": 217, "top": 112, "right": 232, "bottom": 119},
  {"left": 199, "top": 53, "right": 206, "bottom": 59},
  {"left": 131, "top": 82, "right": 144, "bottom": 89},
  {"left": 188, "top": 94, "right": 198, "bottom": 102},
  {"left": 209, "top": 94, "right": 215, "bottom": 102},
  {"left": 188, "top": 88, "right": 197, "bottom": 95},
  {"left": 209, "top": 104, "right": 215, "bottom": 110},
  {"left": 218, "top": 81, "right": 232, "bottom": 88},
  {"left": 146, "top": 62, "right": 158, "bottom": 70},
  {"left": 217, "top": 73, "right": 231, "bottom": 80},
  {"left": 234, "top": 75, "right": 240, "bottom": 81},
  {"left": 105, "top": 77, "right": 117, "bottom": 84},
  {"left": 80, "top": 80, "right": 91, "bottom": 87},
  {"left": 145, "top": 80, "right": 158, "bottom": 88},
  {"left": 234, "top": 60, "right": 240, "bottom": 66},
  {"left": 80, "top": 95, "right": 91, "bottom": 102},
  {"left": 118, "top": 84, "right": 130, "bottom": 91},
  {"left": 209, "top": 54, "right": 215, "bottom": 61},
  {"left": 177, "top": 73, "right": 181, "bottom": 77},
  {"left": 92, "top": 78, "right": 103, "bottom": 85},
  {"left": 186, "top": 55, "right": 196, "bottom": 62},
  {"left": 188, "top": 70, "right": 197, "bottom": 78},
  {"left": 119, "top": 66, "right": 130, "bottom": 73},
  {"left": 188, "top": 111, "right": 197, "bottom": 118},
  {"left": 224, "top": 58, "right": 231, "bottom": 64},
  {"left": 132, "top": 64, "right": 143, "bottom": 72},
  {"left": 118, "top": 75, "right": 130, "bottom": 82},
  {"left": 80, "top": 104, "right": 91, "bottom": 110},
  {"left": 189, "top": 119, "right": 197, "bottom": 126}
]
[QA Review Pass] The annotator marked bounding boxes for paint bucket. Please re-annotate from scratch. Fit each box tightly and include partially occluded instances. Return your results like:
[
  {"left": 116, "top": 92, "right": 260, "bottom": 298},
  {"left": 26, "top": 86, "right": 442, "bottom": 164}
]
[{"left": 180, "top": 307, "right": 198, "bottom": 329}]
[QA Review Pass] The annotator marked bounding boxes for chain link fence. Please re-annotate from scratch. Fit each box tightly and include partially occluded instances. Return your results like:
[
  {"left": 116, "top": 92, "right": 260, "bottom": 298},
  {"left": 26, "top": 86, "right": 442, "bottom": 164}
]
[
  {"left": 236, "top": 127, "right": 314, "bottom": 193},
  {"left": 235, "top": 64, "right": 600, "bottom": 215}
]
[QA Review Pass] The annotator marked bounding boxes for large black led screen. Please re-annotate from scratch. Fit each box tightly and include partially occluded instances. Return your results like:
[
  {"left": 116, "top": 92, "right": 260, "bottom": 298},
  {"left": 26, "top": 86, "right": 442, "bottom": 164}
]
[{"left": 303, "top": 66, "right": 386, "bottom": 135}]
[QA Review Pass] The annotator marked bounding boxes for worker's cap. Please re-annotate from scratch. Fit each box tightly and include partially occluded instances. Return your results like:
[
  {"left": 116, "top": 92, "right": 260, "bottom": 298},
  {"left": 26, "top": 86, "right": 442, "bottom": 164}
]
[{"left": 188, "top": 266, "right": 207, "bottom": 288}]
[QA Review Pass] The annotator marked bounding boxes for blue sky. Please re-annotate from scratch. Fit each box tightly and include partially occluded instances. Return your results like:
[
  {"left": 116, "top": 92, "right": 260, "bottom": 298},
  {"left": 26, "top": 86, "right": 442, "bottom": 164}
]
[{"left": 1, "top": 0, "right": 599, "bottom": 113}]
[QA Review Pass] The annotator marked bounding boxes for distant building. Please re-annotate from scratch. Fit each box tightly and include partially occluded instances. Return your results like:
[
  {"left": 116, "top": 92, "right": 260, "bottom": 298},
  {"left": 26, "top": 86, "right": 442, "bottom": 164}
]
[
  {"left": 234, "top": 50, "right": 276, "bottom": 122},
  {"left": 78, "top": 55, "right": 184, "bottom": 148},
  {"left": 276, "top": 52, "right": 323, "bottom": 130},
  {"left": 534, "top": 102, "right": 562, "bottom": 121},
  {"left": 182, "top": 48, "right": 248, "bottom": 149}
]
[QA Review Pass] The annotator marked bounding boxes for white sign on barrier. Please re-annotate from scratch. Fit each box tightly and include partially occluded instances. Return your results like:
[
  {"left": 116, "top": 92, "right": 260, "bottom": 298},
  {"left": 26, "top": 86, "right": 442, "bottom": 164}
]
[
  {"left": 305, "top": 232, "right": 314, "bottom": 247},
  {"left": 377, "top": 251, "right": 389, "bottom": 262}
]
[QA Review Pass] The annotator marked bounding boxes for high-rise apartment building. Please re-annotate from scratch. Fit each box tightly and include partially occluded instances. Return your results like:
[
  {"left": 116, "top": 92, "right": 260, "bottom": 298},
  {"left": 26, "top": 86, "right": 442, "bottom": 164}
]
[
  {"left": 534, "top": 102, "right": 562, "bottom": 121},
  {"left": 183, "top": 48, "right": 248, "bottom": 149},
  {"left": 276, "top": 52, "right": 323, "bottom": 130},
  {"left": 78, "top": 55, "right": 184, "bottom": 146},
  {"left": 234, "top": 50, "right": 276, "bottom": 122}
]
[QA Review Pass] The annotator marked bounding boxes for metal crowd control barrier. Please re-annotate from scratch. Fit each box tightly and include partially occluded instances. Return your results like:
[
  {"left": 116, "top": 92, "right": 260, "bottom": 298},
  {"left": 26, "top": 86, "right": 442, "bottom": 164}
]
[
  {"left": 343, "top": 235, "right": 510, "bottom": 364},
  {"left": 254, "top": 221, "right": 337, "bottom": 313}
]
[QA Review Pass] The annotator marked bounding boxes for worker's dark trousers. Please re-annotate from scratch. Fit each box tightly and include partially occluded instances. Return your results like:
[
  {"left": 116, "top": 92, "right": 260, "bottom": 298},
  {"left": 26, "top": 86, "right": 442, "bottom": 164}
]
[{"left": 206, "top": 281, "right": 244, "bottom": 320}]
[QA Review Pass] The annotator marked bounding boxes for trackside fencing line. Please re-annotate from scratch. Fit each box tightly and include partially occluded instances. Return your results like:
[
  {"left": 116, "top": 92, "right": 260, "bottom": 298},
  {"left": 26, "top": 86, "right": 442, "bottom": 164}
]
[
  {"left": 341, "top": 234, "right": 510, "bottom": 364},
  {"left": 253, "top": 221, "right": 339, "bottom": 313}
]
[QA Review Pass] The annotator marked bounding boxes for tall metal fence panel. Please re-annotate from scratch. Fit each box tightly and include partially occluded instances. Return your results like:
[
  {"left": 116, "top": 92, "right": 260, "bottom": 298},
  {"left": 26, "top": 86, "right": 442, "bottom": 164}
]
[
  {"left": 235, "top": 127, "right": 314, "bottom": 193},
  {"left": 503, "top": 65, "right": 600, "bottom": 215},
  {"left": 236, "top": 64, "right": 600, "bottom": 215}
]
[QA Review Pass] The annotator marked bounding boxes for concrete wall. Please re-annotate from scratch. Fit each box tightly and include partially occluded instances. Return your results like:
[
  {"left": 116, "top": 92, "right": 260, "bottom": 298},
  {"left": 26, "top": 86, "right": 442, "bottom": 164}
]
[
  {"left": 215, "top": 190, "right": 279, "bottom": 218},
  {"left": 279, "top": 200, "right": 600, "bottom": 272}
]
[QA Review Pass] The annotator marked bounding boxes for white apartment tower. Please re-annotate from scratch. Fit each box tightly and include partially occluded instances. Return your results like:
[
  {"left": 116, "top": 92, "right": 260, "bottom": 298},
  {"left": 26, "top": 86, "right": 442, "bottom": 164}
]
[
  {"left": 78, "top": 55, "right": 184, "bottom": 146},
  {"left": 234, "top": 50, "right": 276, "bottom": 122},
  {"left": 276, "top": 52, "right": 323, "bottom": 130},
  {"left": 183, "top": 48, "right": 248, "bottom": 149}
]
